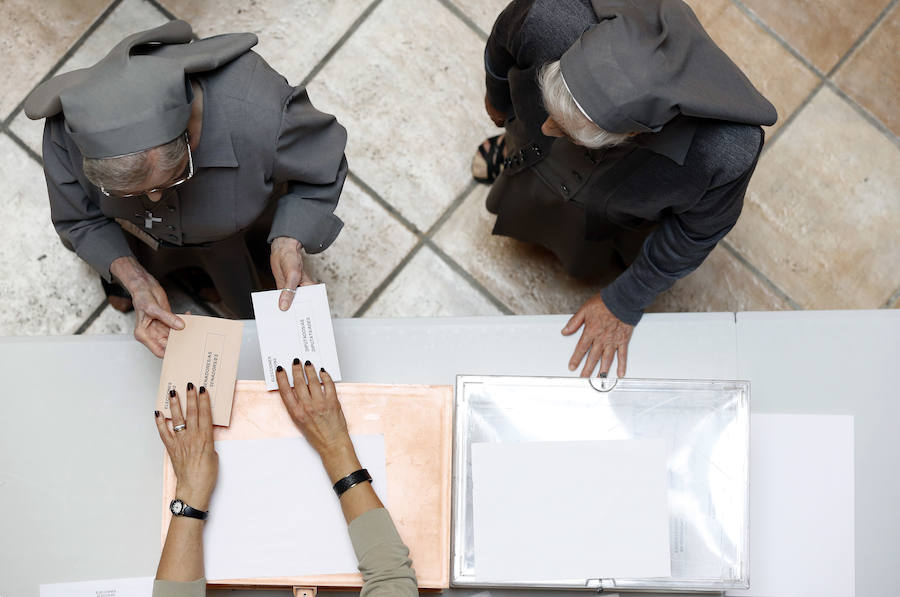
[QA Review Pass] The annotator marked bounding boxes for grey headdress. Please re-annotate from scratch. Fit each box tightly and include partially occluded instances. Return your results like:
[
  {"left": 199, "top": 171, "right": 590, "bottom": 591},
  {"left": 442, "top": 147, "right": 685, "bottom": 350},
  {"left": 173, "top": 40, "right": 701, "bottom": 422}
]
[
  {"left": 24, "top": 20, "right": 257, "bottom": 158},
  {"left": 560, "top": 0, "right": 777, "bottom": 134}
]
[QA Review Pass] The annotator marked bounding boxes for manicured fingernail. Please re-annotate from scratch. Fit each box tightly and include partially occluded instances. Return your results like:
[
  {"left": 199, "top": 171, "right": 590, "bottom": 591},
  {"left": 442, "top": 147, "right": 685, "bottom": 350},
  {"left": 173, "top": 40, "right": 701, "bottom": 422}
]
[
  {"left": 199, "top": 386, "right": 206, "bottom": 394},
  {"left": 320, "top": 367, "right": 326, "bottom": 373},
  {"left": 568, "top": 364, "right": 576, "bottom": 371},
  {"left": 187, "top": 382, "right": 194, "bottom": 391},
  {"left": 169, "top": 389, "right": 176, "bottom": 398},
  {"left": 154, "top": 410, "right": 160, "bottom": 418},
  {"left": 599, "top": 372, "right": 607, "bottom": 378},
  {"left": 276, "top": 365, "right": 283, "bottom": 372},
  {"left": 293, "top": 358, "right": 300, "bottom": 365},
  {"left": 305, "top": 360, "right": 312, "bottom": 366}
]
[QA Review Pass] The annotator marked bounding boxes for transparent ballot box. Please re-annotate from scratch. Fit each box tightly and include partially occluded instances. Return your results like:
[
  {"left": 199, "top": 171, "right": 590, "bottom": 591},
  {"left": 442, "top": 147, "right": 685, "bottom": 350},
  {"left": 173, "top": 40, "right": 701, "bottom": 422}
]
[{"left": 451, "top": 376, "right": 750, "bottom": 592}]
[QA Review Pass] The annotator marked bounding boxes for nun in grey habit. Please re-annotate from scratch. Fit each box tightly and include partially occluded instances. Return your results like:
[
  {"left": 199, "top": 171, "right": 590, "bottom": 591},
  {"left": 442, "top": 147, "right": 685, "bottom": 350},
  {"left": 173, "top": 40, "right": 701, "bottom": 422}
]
[
  {"left": 474, "top": 0, "right": 777, "bottom": 378},
  {"left": 25, "top": 21, "right": 347, "bottom": 357}
]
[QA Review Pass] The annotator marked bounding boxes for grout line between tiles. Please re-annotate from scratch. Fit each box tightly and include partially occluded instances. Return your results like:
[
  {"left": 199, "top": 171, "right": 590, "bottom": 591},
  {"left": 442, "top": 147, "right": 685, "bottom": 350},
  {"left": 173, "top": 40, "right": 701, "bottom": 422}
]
[
  {"left": 825, "top": 0, "right": 898, "bottom": 78},
  {"left": 144, "top": 0, "right": 180, "bottom": 21},
  {"left": 349, "top": 169, "right": 512, "bottom": 317},
  {"left": 728, "top": 0, "right": 826, "bottom": 78},
  {"left": 882, "top": 285, "right": 900, "bottom": 309},
  {"left": 351, "top": 240, "right": 427, "bottom": 317},
  {"left": 3, "top": 126, "right": 43, "bottom": 165},
  {"left": 435, "top": 0, "right": 489, "bottom": 40},
  {"left": 425, "top": 239, "right": 514, "bottom": 314},
  {"left": 760, "top": 80, "right": 825, "bottom": 155},
  {"left": 348, "top": 170, "right": 422, "bottom": 236},
  {"left": 824, "top": 81, "right": 900, "bottom": 151},
  {"left": 73, "top": 300, "right": 111, "bottom": 335},
  {"left": 3, "top": 0, "right": 124, "bottom": 127},
  {"left": 720, "top": 240, "right": 803, "bottom": 310},
  {"left": 300, "top": 0, "right": 384, "bottom": 88}
]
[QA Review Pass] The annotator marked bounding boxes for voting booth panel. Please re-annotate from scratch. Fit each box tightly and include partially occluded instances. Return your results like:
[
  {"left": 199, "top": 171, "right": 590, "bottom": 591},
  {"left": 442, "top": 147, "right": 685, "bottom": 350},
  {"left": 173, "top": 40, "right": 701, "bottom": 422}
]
[
  {"left": 161, "top": 381, "right": 453, "bottom": 590},
  {"left": 452, "top": 376, "right": 750, "bottom": 592}
]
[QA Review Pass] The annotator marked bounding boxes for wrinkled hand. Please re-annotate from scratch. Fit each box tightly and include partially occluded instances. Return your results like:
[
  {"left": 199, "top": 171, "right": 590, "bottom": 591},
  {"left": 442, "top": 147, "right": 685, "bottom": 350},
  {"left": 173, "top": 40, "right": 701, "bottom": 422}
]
[
  {"left": 271, "top": 236, "right": 316, "bottom": 311},
  {"left": 154, "top": 384, "right": 218, "bottom": 511},
  {"left": 562, "top": 293, "right": 635, "bottom": 378},
  {"left": 131, "top": 273, "right": 184, "bottom": 358},
  {"left": 485, "top": 94, "right": 506, "bottom": 128},
  {"left": 275, "top": 359, "right": 352, "bottom": 460}
]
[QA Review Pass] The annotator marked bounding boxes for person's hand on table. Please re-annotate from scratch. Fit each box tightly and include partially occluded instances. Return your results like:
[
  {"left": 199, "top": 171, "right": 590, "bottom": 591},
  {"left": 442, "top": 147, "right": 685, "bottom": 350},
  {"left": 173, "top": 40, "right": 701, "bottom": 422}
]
[
  {"left": 154, "top": 383, "right": 218, "bottom": 512},
  {"left": 485, "top": 94, "right": 507, "bottom": 128},
  {"left": 274, "top": 359, "right": 360, "bottom": 483},
  {"left": 271, "top": 236, "right": 317, "bottom": 312},
  {"left": 562, "top": 292, "right": 635, "bottom": 378}
]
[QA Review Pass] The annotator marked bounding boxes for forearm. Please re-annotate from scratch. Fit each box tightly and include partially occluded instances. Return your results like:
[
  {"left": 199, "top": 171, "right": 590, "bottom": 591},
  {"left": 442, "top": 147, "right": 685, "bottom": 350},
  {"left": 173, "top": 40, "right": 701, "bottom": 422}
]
[
  {"left": 156, "top": 516, "right": 205, "bottom": 582},
  {"left": 109, "top": 255, "right": 153, "bottom": 292},
  {"left": 320, "top": 442, "right": 384, "bottom": 524}
]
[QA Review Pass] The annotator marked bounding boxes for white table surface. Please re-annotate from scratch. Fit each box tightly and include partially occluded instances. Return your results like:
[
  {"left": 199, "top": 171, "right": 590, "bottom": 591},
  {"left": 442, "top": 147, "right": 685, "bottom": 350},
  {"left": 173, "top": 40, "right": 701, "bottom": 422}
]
[{"left": 1, "top": 310, "right": 896, "bottom": 597}]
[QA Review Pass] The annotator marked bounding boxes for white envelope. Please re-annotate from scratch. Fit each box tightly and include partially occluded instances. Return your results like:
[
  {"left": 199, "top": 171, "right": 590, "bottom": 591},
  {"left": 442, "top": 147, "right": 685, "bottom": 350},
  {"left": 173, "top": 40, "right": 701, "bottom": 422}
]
[{"left": 252, "top": 284, "right": 342, "bottom": 390}]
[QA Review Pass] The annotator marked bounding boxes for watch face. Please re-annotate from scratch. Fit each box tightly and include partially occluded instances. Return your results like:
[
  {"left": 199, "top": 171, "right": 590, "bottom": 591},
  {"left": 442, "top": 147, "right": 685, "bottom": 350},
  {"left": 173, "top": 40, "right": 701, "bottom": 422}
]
[{"left": 170, "top": 499, "right": 184, "bottom": 515}]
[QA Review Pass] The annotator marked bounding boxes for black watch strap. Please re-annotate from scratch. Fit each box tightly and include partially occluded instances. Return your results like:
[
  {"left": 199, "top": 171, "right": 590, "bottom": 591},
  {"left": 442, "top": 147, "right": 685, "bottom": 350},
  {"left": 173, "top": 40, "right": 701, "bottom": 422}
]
[
  {"left": 333, "top": 469, "right": 372, "bottom": 497},
  {"left": 181, "top": 504, "right": 208, "bottom": 520}
]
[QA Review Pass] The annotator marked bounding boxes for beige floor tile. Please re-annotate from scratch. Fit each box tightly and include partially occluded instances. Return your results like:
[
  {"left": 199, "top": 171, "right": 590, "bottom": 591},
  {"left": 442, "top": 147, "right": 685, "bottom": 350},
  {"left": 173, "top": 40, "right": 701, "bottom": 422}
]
[
  {"left": 0, "top": 0, "right": 112, "bottom": 119},
  {"left": 833, "top": 4, "right": 900, "bottom": 137},
  {"left": 365, "top": 246, "right": 503, "bottom": 317},
  {"left": 0, "top": 134, "right": 105, "bottom": 335},
  {"left": 742, "top": 0, "right": 890, "bottom": 73},
  {"left": 448, "top": 0, "right": 510, "bottom": 36},
  {"left": 433, "top": 184, "right": 613, "bottom": 315},
  {"left": 307, "top": 0, "right": 501, "bottom": 232},
  {"left": 648, "top": 245, "right": 792, "bottom": 313},
  {"left": 84, "top": 304, "right": 135, "bottom": 334},
  {"left": 9, "top": 0, "right": 170, "bottom": 156},
  {"left": 160, "top": 0, "right": 375, "bottom": 85},
  {"left": 728, "top": 88, "right": 900, "bottom": 309},
  {"left": 688, "top": 0, "right": 820, "bottom": 135},
  {"left": 302, "top": 179, "right": 418, "bottom": 318}
]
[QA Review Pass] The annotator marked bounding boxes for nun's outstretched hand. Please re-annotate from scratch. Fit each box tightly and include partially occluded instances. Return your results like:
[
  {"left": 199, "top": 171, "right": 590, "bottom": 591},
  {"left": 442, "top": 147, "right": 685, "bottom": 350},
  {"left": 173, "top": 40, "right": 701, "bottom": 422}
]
[{"left": 561, "top": 293, "right": 634, "bottom": 379}]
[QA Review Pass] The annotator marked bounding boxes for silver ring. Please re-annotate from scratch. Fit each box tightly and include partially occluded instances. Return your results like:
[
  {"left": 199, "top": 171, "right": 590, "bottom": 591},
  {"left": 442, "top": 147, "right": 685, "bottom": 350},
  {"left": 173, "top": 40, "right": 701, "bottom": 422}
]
[
  {"left": 280, "top": 288, "right": 296, "bottom": 293},
  {"left": 173, "top": 424, "right": 187, "bottom": 433}
]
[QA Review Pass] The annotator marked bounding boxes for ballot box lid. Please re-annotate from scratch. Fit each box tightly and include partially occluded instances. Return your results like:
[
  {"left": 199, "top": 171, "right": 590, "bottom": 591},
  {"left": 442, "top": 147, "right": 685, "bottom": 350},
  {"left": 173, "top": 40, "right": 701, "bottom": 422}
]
[{"left": 451, "top": 375, "right": 750, "bottom": 591}]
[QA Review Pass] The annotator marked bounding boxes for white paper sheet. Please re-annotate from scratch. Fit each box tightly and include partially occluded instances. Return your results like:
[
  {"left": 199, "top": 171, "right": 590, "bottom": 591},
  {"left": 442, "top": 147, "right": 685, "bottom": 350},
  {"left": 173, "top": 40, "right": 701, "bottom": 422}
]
[
  {"left": 204, "top": 434, "right": 387, "bottom": 580},
  {"left": 40, "top": 577, "right": 153, "bottom": 597},
  {"left": 472, "top": 440, "right": 671, "bottom": 581},
  {"left": 727, "top": 414, "right": 855, "bottom": 597},
  {"left": 251, "top": 284, "right": 342, "bottom": 390}
]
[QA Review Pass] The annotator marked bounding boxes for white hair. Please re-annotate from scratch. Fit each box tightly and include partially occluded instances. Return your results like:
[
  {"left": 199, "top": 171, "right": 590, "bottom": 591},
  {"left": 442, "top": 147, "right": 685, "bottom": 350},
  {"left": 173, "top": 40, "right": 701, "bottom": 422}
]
[
  {"left": 83, "top": 134, "right": 187, "bottom": 192},
  {"left": 538, "top": 61, "right": 632, "bottom": 149}
]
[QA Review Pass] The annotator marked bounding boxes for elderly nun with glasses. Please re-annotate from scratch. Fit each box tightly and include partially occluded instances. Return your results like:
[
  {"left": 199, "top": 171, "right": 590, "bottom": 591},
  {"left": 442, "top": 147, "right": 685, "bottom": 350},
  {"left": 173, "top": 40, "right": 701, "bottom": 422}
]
[
  {"left": 25, "top": 21, "right": 347, "bottom": 357},
  {"left": 471, "top": 0, "right": 777, "bottom": 379}
]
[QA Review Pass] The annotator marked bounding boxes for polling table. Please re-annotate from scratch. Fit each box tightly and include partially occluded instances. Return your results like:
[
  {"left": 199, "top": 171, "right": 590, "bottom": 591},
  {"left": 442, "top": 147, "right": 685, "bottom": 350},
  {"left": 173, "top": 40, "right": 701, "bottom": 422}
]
[{"left": 1, "top": 310, "right": 897, "bottom": 596}]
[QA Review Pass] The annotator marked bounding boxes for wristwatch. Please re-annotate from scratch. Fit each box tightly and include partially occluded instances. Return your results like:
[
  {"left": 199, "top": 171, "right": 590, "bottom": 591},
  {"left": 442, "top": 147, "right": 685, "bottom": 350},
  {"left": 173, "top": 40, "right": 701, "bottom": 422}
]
[{"left": 169, "top": 498, "right": 208, "bottom": 521}]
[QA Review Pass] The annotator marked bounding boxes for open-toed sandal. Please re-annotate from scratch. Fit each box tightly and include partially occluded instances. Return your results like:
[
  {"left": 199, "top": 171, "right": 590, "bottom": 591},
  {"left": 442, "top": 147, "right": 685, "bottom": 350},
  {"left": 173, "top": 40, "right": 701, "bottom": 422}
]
[{"left": 472, "top": 134, "right": 506, "bottom": 185}]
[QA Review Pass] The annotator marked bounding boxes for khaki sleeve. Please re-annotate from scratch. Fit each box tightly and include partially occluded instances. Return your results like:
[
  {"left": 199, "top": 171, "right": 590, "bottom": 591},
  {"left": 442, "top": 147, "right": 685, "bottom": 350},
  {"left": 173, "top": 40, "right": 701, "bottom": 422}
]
[
  {"left": 349, "top": 508, "right": 419, "bottom": 597},
  {"left": 151, "top": 578, "right": 206, "bottom": 597}
]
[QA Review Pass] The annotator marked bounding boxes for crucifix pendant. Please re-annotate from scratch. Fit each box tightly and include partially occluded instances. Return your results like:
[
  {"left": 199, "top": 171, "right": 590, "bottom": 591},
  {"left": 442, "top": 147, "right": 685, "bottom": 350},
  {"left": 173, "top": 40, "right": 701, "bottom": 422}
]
[{"left": 143, "top": 211, "right": 162, "bottom": 230}]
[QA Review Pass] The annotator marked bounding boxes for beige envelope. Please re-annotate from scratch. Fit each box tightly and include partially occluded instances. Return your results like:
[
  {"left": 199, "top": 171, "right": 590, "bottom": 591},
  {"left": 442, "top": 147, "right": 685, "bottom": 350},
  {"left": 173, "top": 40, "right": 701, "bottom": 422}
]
[{"left": 156, "top": 314, "right": 244, "bottom": 426}]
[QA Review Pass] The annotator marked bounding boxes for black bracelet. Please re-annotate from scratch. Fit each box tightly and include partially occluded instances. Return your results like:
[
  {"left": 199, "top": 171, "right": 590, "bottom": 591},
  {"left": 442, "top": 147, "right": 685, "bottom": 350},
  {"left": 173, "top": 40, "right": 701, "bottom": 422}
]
[{"left": 333, "top": 468, "right": 372, "bottom": 497}]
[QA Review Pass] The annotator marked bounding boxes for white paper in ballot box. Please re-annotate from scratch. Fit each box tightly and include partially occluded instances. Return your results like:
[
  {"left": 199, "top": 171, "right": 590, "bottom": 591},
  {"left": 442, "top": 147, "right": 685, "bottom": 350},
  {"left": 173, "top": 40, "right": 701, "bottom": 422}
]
[{"left": 252, "top": 284, "right": 342, "bottom": 390}]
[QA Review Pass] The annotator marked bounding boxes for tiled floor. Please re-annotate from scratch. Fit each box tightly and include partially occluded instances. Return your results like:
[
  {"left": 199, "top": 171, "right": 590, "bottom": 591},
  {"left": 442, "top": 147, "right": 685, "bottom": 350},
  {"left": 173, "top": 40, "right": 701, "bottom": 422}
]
[{"left": 1, "top": 0, "right": 898, "bottom": 338}]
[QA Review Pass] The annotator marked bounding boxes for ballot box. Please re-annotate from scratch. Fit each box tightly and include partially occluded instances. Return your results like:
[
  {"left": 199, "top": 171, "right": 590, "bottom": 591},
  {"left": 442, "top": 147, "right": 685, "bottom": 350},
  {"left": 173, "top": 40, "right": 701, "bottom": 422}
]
[
  {"left": 451, "top": 375, "right": 750, "bottom": 592},
  {"left": 161, "top": 381, "right": 453, "bottom": 592}
]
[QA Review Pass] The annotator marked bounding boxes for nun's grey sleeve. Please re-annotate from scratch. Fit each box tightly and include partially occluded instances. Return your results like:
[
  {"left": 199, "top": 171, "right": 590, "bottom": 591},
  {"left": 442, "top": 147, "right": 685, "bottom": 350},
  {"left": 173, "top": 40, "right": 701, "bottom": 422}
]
[
  {"left": 42, "top": 118, "right": 134, "bottom": 282},
  {"left": 267, "top": 87, "right": 348, "bottom": 254},
  {"left": 601, "top": 129, "right": 764, "bottom": 325},
  {"left": 484, "top": 0, "right": 532, "bottom": 114}
]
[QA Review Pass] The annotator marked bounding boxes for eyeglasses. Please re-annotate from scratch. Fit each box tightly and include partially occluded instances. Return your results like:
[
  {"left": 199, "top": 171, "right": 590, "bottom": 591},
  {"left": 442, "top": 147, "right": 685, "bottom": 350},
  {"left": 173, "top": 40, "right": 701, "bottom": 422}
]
[{"left": 100, "top": 133, "right": 194, "bottom": 198}]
